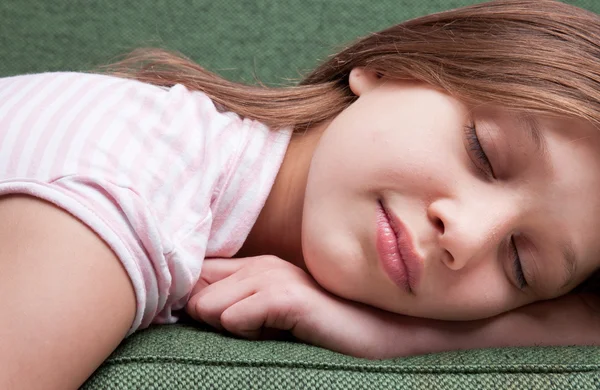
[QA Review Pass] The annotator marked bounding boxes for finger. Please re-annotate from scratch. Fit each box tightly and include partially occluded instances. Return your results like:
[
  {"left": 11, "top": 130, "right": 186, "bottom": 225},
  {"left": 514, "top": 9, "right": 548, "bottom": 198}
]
[
  {"left": 220, "top": 293, "right": 265, "bottom": 339},
  {"left": 200, "top": 257, "right": 250, "bottom": 284},
  {"left": 187, "top": 275, "right": 257, "bottom": 331},
  {"left": 220, "top": 292, "right": 299, "bottom": 340},
  {"left": 186, "top": 258, "right": 256, "bottom": 327},
  {"left": 188, "top": 277, "right": 209, "bottom": 298},
  {"left": 186, "top": 257, "right": 248, "bottom": 303}
]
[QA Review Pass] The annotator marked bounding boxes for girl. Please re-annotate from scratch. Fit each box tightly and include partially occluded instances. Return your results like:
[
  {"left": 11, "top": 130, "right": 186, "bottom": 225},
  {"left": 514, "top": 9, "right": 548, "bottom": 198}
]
[{"left": 2, "top": 0, "right": 600, "bottom": 388}]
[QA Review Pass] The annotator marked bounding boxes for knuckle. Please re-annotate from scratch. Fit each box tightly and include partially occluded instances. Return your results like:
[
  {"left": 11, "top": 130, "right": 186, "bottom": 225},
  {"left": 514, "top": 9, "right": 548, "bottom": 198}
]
[
  {"left": 194, "top": 295, "right": 218, "bottom": 319},
  {"left": 220, "top": 310, "right": 242, "bottom": 331},
  {"left": 256, "top": 255, "right": 285, "bottom": 267},
  {"left": 220, "top": 310, "right": 257, "bottom": 338}
]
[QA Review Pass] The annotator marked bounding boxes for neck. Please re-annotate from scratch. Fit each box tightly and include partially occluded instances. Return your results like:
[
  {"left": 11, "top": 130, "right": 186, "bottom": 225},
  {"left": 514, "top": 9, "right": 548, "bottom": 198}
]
[{"left": 233, "top": 123, "right": 327, "bottom": 269}]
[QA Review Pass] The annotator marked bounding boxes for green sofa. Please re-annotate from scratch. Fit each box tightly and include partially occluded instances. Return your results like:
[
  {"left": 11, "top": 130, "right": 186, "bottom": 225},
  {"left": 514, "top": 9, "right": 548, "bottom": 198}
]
[{"left": 3, "top": 0, "right": 600, "bottom": 388}]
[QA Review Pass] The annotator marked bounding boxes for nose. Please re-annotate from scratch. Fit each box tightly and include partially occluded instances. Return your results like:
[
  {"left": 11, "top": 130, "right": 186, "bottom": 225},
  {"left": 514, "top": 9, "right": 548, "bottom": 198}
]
[{"left": 427, "top": 196, "right": 519, "bottom": 271}]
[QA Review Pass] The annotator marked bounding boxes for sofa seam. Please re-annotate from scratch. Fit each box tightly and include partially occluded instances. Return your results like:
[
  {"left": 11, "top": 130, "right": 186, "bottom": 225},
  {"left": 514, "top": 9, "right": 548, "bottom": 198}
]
[{"left": 102, "top": 356, "right": 600, "bottom": 375}]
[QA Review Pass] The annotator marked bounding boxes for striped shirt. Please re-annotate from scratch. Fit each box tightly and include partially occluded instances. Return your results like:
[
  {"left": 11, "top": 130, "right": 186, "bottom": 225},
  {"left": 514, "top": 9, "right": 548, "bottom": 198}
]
[{"left": 0, "top": 72, "right": 292, "bottom": 334}]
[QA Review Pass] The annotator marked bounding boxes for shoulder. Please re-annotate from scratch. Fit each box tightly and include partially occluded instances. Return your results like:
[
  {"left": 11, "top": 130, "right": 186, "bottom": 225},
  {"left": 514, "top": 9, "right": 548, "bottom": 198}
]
[
  {"left": 0, "top": 71, "right": 164, "bottom": 87},
  {"left": 0, "top": 71, "right": 225, "bottom": 112},
  {"left": 0, "top": 71, "right": 171, "bottom": 105}
]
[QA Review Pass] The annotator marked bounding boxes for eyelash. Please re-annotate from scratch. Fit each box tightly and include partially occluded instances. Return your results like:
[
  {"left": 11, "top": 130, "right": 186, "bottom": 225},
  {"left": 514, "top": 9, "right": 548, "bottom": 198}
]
[
  {"left": 464, "top": 123, "right": 495, "bottom": 179},
  {"left": 464, "top": 123, "right": 528, "bottom": 289},
  {"left": 511, "top": 237, "right": 528, "bottom": 289}
]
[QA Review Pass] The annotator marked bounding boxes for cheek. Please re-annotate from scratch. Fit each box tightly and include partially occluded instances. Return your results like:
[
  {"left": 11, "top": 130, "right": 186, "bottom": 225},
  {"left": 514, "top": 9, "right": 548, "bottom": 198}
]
[
  {"left": 370, "top": 138, "right": 460, "bottom": 199},
  {"left": 370, "top": 126, "right": 464, "bottom": 194},
  {"left": 422, "top": 273, "right": 523, "bottom": 320},
  {"left": 307, "top": 97, "right": 466, "bottom": 197}
]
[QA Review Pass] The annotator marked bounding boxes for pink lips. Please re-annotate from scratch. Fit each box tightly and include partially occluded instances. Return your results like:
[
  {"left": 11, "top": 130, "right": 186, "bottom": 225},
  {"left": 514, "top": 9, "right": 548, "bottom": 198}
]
[{"left": 375, "top": 200, "right": 422, "bottom": 293}]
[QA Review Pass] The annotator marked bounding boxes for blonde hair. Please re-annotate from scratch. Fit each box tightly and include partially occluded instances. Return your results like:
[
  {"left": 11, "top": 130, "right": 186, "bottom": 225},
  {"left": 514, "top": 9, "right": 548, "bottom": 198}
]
[{"left": 96, "top": 0, "right": 600, "bottom": 134}]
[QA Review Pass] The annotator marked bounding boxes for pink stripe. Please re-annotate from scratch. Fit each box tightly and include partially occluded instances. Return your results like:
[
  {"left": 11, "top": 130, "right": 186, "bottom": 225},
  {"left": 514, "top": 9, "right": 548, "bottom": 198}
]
[
  {"left": 0, "top": 76, "right": 41, "bottom": 106},
  {"left": 146, "top": 90, "right": 216, "bottom": 229},
  {"left": 166, "top": 110, "right": 236, "bottom": 232},
  {"left": 48, "top": 82, "right": 134, "bottom": 175},
  {"left": 214, "top": 124, "right": 277, "bottom": 226},
  {"left": 211, "top": 124, "right": 280, "bottom": 254},
  {"left": 0, "top": 77, "right": 36, "bottom": 140},
  {"left": 81, "top": 83, "right": 137, "bottom": 175},
  {"left": 0, "top": 77, "right": 25, "bottom": 102},
  {"left": 80, "top": 86, "right": 155, "bottom": 176},
  {"left": 206, "top": 117, "right": 245, "bottom": 200},
  {"left": 160, "top": 99, "right": 216, "bottom": 227},
  {"left": 130, "top": 86, "right": 185, "bottom": 197},
  {"left": 5, "top": 75, "right": 74, "bottom": 174},
  {"left": 25, "top": 76, "right": 99, "bottom": 177},
  {"left": 1, "top": 75, "right": 66, "bottom": 171},
  {"left": 166, "top": 104, "right": 215, "bottom": 196}
]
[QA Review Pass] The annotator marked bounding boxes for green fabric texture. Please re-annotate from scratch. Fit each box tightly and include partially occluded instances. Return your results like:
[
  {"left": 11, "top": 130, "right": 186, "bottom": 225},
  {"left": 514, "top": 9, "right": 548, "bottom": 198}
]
[
  {"left": 3, "top": 0, "right": 600, "bottom": 388},
  {"left": 82, "top": 324, "right": 600, "bottom": 389},
  {"left": 2, "top": 0, "right": 600, "bottom": 84}
]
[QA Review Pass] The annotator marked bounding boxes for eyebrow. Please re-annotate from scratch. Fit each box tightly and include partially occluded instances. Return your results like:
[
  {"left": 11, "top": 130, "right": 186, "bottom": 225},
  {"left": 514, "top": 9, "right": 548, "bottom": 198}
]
[{"left": 517, "top": 114, "right": 548, "bottom": 157}]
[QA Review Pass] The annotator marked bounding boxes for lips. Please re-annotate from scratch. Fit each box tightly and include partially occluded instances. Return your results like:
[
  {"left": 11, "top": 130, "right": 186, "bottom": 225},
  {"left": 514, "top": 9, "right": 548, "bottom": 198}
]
[{"left": 375, "top": 200, "right": 422, "bottom": 293}]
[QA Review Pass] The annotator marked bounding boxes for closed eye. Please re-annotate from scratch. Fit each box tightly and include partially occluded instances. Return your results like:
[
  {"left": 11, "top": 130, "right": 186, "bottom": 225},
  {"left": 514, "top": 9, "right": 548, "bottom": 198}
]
[
  {"left": 464, "top": 122, "right": 496, "bottom": 180},
  {"left": 511, "top": 236, "right": 528, "bottom": 289}
]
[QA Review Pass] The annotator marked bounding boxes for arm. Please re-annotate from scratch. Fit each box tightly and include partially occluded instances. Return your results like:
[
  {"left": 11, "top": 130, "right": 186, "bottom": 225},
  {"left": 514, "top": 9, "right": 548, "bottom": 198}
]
[
  {"left": 187, "top": 256, "right": 600, "bottom": 359},
  {"left": 420, "top": 293, "right": 600, "bottom": 353},
  {"left": 317, "top": 292, "right": 600, "bottom": 358},
  {"left": 0, "top": 195, "right": 136, "bottom": 389}
]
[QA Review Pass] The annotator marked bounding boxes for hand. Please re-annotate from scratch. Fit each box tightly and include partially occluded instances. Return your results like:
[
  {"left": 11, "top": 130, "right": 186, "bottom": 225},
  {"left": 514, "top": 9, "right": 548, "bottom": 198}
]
[
  {"left": 186, "top": 255, "right": 600, "bottom": 359},
  {"left": 185, "top": 255, "right": 426, "bottom": 358},
  {"left": 185, "top": 255, "right": 329, "bottom": 339}
]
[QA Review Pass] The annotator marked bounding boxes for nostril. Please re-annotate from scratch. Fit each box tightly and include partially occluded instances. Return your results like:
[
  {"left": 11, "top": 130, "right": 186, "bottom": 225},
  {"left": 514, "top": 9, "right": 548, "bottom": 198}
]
[{"left": 434, "top": 216, "right": 445, "bottom": 234}]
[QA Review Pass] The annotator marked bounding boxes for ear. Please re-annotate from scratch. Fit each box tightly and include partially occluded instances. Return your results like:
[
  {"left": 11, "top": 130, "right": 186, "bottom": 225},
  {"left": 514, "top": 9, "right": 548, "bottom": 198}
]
[{"left": 349, "top": 67, "right": 381, "bottom": 97}]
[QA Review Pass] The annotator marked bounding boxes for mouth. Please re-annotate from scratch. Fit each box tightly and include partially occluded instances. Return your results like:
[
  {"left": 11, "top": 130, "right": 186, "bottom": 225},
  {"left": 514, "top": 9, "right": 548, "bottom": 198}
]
[{"left": 375, "top": 199, "right": 422, "bottom": 293}]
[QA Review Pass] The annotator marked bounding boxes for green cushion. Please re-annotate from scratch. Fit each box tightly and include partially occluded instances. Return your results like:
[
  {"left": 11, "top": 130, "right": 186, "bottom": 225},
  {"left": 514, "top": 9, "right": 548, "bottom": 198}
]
[
  {"left": 3, "top": 0, "right": 600, "bottom": 388},
  {"left": 83, "top": 324, "right": 600, "bottom": 389}
]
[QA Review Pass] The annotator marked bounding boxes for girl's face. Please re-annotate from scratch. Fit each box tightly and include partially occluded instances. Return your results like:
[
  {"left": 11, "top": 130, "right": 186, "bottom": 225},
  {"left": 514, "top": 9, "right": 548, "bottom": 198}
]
[{"left": 301, "top": 68, "right": 600, "bottom": 320}]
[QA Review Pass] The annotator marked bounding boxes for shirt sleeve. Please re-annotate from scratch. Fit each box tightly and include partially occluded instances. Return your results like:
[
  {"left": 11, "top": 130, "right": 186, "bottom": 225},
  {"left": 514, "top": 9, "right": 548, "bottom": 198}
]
[
  {"left": 0, "top": 174, "right": 174, "bottom": 335},
  {"left": 0, "top": 71, "right": 292, "bottom": 335}
]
